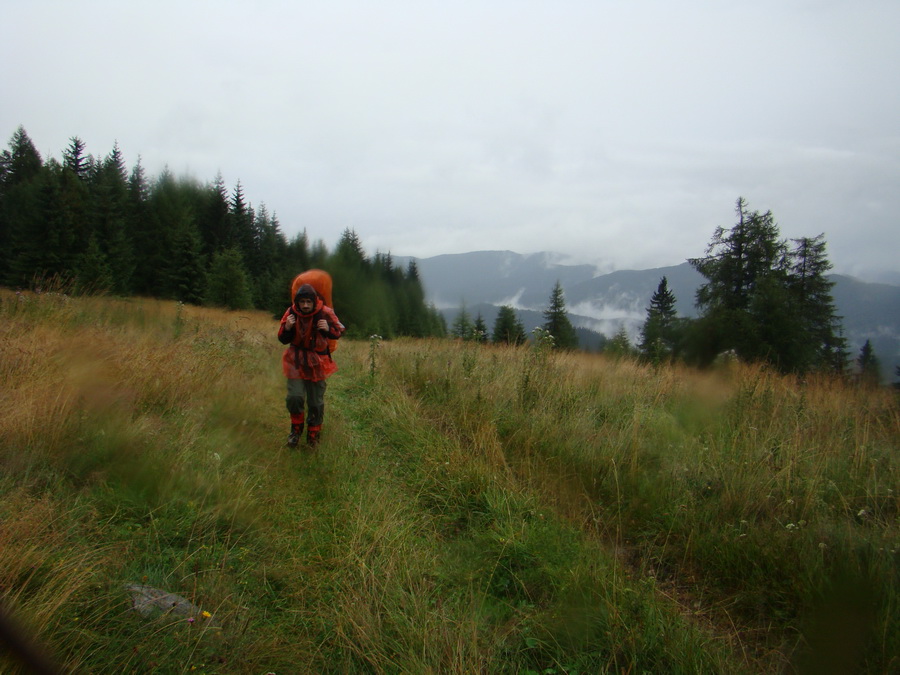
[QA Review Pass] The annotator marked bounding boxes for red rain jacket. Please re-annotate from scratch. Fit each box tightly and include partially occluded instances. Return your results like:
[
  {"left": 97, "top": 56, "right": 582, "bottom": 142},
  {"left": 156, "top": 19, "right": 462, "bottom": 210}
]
[{"left": 278, "top": 296, "right": 345, "bottom": 381}]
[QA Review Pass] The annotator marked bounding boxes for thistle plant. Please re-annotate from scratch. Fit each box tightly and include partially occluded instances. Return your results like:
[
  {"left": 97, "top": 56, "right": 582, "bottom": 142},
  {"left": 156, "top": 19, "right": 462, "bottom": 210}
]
[
  {"left": 519, "top": 327, "right": 555, "bottom": 408},
  {"left": 369, "top": 334, "right": 383, "bottom": 380}
]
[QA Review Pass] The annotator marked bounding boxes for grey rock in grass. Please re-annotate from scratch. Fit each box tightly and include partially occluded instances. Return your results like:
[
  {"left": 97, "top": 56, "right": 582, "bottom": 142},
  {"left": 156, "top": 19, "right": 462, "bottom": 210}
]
[{"left": 125, "top": 584, "right": 218, "bottom": 628}]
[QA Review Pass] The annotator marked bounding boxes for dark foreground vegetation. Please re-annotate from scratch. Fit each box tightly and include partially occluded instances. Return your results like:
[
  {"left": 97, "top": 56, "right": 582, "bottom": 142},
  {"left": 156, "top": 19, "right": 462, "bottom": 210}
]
[{"left": 1, "top": 289, "right": 897, "bottom": 673}]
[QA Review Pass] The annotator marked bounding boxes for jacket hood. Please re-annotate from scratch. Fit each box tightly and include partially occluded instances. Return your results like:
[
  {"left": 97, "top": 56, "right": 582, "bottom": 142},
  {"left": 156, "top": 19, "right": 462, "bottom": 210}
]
[{"left": 293, "top": 284, "right": 321, "bottom": 315}]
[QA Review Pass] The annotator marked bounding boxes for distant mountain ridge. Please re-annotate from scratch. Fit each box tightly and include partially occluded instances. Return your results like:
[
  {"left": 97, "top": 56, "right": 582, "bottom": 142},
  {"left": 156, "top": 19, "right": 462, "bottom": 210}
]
[{"left": 396, "top": 250, "right": 900, "bottom": 381}]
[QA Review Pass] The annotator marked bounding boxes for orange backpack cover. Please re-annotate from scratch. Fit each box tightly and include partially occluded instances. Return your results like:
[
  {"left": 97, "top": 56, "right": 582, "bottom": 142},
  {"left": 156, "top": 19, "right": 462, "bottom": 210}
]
[{"left": 290, "top": 269, "right": 338, "bottom": 353}]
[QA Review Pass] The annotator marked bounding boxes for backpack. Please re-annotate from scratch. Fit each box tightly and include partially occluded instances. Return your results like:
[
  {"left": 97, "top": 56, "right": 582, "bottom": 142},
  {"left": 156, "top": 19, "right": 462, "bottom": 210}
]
[{"left": 290, "top": 269, "right": 338, "bottom": 353}]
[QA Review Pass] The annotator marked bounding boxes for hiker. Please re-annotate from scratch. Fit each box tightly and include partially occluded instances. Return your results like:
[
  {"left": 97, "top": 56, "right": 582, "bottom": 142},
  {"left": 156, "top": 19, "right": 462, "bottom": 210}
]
[{"left": 277, "top": 283, "right": 345, "bottom": 447}]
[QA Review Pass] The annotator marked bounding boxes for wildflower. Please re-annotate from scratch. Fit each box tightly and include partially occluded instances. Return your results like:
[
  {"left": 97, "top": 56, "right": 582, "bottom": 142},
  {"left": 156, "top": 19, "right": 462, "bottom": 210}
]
[
  {"left": 188, "top": 617, "right": 195, "bottom": 624},
  {"left": 201, "top": 611, "right": 212, "bottom": 619}
]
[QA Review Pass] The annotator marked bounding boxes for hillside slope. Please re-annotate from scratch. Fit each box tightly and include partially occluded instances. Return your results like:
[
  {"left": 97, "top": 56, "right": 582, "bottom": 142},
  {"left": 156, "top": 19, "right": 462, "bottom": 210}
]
[
  {"left": 2, "top": 290, "right": 897, "bottom": 673},
  {"left": 405, "top": 251, "right": 900, "bottom": 379}
]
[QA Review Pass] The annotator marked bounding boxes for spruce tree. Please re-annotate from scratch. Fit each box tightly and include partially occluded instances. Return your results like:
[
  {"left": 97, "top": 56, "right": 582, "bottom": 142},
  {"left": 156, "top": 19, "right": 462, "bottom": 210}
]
[
  {"left": 1, "top": 128, "right": 48, "bottom": 284},
  {"left": 451, "top": 303, "right": 474, "bottom": 340},
  {"left": 197, "top": 172, "right": 231, "bottom": 256},
  {"left": 75, "top": 234, "right": 115, "bottom": 294},
  {"left": 91, "top": 143, "right": 134, "bottom": 294},
  {"left": 606, "top": 325, "right": 635, "bottom": 359},
  {"left": 787, "top": 235, "right": 847, "bottom": 373},
  {"left": 167, "top": 224, "right": 207, "bottom": 305},
  {"left": 473, "top": 313, "right": 489, "bottom": 343},
  {"left": 229, "top": 181, "right": 257, "bottom": 275},
  {"left": 856, "top": 340, "right": 881, "bottom": 386},
  {"left": 62, "top": 136, "right": 92, "bottom": 180},
  {"left": 542, "top": 281, "right": 578, "bottom": 349},
  {"left": 639, "top": 276, "right": 678, "bottom": 362},
  {"left": 206, "top": 247, "right": 253, "bottom": 310},
  {"left": 125, "top": 158, "right": 154, "bottom": 293},
  {"left": 492, "top": 305, "right": 527, "bottom": 345},
  {"left": 330, "top": 228, "right": 370, "bottom": 336}
]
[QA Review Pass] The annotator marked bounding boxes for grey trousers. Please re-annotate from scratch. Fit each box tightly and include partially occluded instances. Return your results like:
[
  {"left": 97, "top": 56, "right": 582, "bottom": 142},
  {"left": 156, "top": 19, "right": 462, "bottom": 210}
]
[{"left": 286, "top": 378, "right": 327, "bottom": 427}]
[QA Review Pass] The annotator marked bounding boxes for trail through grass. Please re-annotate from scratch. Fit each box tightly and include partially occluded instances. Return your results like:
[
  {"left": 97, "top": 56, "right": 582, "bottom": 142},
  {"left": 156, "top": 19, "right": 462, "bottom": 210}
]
[{"left": 1, "top": 289, "right": 896, "bottom": 673}]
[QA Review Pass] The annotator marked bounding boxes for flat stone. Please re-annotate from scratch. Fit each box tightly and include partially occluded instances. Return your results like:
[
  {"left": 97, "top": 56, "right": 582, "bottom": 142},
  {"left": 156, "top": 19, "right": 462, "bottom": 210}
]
[{"left": 125, "top": 584, "right": 218, "bottom": 628}]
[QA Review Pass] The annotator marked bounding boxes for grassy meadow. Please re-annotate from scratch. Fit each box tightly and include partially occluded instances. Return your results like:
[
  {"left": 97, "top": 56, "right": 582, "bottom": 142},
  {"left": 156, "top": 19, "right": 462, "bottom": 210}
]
[{"left": 0, "top": 288, "right": 897, "bottom": 674}]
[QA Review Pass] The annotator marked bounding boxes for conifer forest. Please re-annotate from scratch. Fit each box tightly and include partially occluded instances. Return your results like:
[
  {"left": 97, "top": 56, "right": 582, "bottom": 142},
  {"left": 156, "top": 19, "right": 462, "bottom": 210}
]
[{"left": 0, "top": 126, "right": 446, "bottom": 339}]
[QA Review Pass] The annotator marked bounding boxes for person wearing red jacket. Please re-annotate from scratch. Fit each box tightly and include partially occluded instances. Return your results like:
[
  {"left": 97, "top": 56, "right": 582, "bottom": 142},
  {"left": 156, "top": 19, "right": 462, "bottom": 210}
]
[{"left": 277, "top": 283, "right": 345, "bottom": 447}]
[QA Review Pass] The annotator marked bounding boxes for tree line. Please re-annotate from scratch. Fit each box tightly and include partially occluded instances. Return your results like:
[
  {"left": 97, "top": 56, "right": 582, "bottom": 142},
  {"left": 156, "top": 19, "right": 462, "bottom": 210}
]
[
  {"left": 1, "top": 127, "right": 883, "bottom": 379},
  {"left": 451, "top": 197, "right": 875, "bottom": 381},
  {"left": 636, "top": 198, "right": 867, "bottom": 378},
  {"left": 0, "top": 126, "right": 445, "bottom": 339}
]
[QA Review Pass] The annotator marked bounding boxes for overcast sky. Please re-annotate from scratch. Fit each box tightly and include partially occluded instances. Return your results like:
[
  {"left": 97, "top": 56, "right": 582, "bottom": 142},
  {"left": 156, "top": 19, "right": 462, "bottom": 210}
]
[{"left": 3, "top": 1, "right": 898, "bottom": 279}]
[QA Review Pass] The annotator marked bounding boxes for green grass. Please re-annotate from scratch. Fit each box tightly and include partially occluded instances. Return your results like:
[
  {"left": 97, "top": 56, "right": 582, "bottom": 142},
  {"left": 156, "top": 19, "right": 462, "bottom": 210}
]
[{"left": 1, "top": 289, "right": 897, "bottom": 673}]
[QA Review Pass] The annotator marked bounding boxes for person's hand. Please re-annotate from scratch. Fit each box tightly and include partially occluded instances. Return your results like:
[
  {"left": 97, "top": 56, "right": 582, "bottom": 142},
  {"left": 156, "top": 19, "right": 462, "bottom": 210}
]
[
  {"left": 285, "top": 314, "right": 296, "bottom": 329},
  {"left": 317, "top": 319, "right": 328, "bottom": 331}
]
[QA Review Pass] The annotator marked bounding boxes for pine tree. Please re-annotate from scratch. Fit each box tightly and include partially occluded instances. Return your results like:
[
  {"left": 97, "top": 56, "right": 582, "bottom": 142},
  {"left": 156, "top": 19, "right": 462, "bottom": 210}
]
[{"left": 542, "top": 281, "right": 578, "bottom": 349}]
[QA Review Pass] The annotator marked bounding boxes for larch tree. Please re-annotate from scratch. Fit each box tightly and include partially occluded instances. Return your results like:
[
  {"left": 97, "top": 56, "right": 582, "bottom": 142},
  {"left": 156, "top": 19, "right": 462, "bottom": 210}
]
[{"left": 688, "top": 198, "right": 845, "bottom": 373}]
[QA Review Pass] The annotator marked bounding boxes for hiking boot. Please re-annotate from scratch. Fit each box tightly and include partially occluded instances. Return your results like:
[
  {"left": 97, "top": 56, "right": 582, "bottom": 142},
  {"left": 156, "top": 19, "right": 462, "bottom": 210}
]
[
  {"left": 287, "top": 424, "right": 303, "bottom": 448},
  {"left": 306, "top": 425, "right": 322, "bottom": 447}
]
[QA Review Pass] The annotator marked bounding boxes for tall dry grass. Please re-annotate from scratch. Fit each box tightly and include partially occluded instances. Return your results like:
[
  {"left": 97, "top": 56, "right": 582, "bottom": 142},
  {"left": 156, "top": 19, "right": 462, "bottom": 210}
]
[
  {"left": 363, "top": 336, "right": 899, "bottom": 671},
  {"left": 2, "top": 287, "right": 896, "bottom": 673},
  {"left": 0, "top": 288, "right": 298, "bottom": 672}
]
